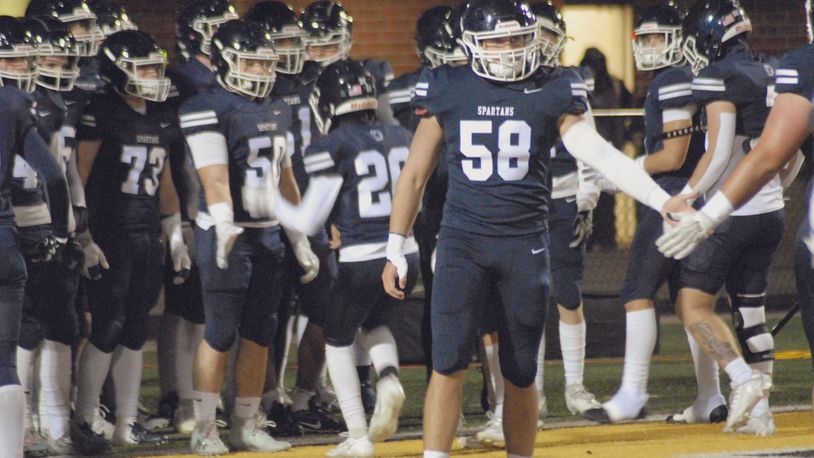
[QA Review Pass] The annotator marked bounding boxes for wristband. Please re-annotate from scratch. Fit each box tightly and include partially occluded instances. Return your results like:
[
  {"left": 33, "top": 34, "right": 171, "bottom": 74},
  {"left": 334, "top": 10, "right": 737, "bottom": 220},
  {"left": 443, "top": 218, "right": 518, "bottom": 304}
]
[
  {"left": 699, "top": 192, "right": 734, "bottom": 227},
  {"left": 386, "top": 233, "right": 406, "bottom": 259}
]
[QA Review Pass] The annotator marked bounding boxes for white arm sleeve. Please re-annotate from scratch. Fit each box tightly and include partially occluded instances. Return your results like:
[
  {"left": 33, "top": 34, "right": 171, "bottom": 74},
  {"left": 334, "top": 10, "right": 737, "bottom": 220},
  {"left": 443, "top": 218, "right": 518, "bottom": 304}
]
[
  {"left": 662, "top": 105, "right": 696, "bottom": 123},
  {"left": 561, "top": 119, "right": 670, "bottom": 212},
  {"left": 274, "top": 175, "right": 343, "bottom": 236},
  {"left": 576, "top": 159, "right": 601, "bottom": 212},
  {"left": 692, "top": 112, "right": 736, "bottom": 194},
  {"left": 186, "top": 132, "right": 229, "bottom": 169}
]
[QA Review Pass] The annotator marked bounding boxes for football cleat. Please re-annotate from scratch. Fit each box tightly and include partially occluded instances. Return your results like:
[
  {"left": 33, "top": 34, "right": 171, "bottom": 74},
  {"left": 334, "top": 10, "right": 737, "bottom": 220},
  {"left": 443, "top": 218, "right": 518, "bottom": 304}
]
[
  {"left": 725, "top": 371, "right": 772, "bottom": 433},
  {"left": 325, "top": 436, "right": 374, "bottom": 458},
  {"left": 113, "top": 422, "right": 168, "bottom": 446},
  {"left": 264, "top": 402, "right": 304, "bottom": 437},
  {"left": 46, "top": 433, "right": 75, "bottom": 455},
  {"left": 175, "top": 398, "right": 197, "bottom": 435},
  {"left": 667, "top": 404, "right": 728, "bottom": 424},
  {"left": 228, "top": 414, "right": 291, "bottom": 452},
  {"left": 70, "top": 420, "right": 110, "bottom": 455},
  {"left": 476, "top": 414, "right": 505, "bottom": 448},
  {"left": 367, "top": 375, "right": 405, "bottom": 443},
  {"left": 564, "top": 383, "right": 602, "bottom": 415},
  {"left": 735, "top": 411, "right": 776, "bottom": 436},
  {"left": 191, "top": 422, "right": 229, "bottom": 456}
]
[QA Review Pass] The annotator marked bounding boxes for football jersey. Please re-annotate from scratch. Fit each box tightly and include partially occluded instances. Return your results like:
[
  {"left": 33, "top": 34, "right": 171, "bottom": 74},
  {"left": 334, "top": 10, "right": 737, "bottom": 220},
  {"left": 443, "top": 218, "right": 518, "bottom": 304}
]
[
  {"left": 643, "top": 65, "right": 705, "bottom": 180},
  {"left": 169, "top": 57, "right": 218, "bottom": 95},
  {"left": 692, "top": 45, "right": 783, "bottom": 216},
  {"left": 387, "top": 69, "right": 421, "bottom": 132},
  {"left": 303, "top": 121, "right": 413, "bottom": 259},
  {"left": 273, "top": 73, "right": 316, "bottom": 192},
  {"left": 78, "top": 92, "right": 182, "bottom": 231},
  {"left": 179, "top": 87, "right": 293, "bottom": 227},
  {"left": 413, "top": 64, "right": 588, "bottom": 236}
]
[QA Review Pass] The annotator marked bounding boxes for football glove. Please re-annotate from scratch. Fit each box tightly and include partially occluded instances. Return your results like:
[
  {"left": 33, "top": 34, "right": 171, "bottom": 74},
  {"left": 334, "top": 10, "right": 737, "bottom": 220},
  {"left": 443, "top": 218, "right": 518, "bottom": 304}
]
[
  {"left": 285, "top": 229, "right": 319, "bottom": 284},
  {"left": 656, "top": 211, "right": 715, "bottom": 259},
  {"left": 75, "top": 230, "right": 109, "bottom": 280},
  {"left": 210, "top": 203, "right": 243, "bottom": 269},
  {"left": 570, "top": 210, "right": 593, "bottom": 248},
  {"left": 162, "top": 214, "right": 192, "bottom": 284}
]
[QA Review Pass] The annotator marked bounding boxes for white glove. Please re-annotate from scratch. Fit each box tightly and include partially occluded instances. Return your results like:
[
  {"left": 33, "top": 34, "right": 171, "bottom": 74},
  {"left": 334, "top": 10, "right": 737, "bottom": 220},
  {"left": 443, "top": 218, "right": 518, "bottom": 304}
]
[
  {"left": 285, "top": 229, "right": 319, "bottom": 284},
  {"left": 656, "top": 211, "right": 715, "bottom": 259},
  {"left": 242, "top": 184, "right": 274, "bottom": 220},
  {"left": 75, "top": 230, "right": 109, "bottom": 280},
  {"left": 386, "top": 233, "right": 408, "bottom": 284},
  {"left": 570, "top": 210, "right": 593, "bottom": 248},
  {"left": 210, "top": 203, "right": 243, "bottom": 269},
  {"left": 596, "top": 176, "right": 620, "bottom": 194},
  {"left": 162, "top": 213, "right": 192, "bottom": 284}
]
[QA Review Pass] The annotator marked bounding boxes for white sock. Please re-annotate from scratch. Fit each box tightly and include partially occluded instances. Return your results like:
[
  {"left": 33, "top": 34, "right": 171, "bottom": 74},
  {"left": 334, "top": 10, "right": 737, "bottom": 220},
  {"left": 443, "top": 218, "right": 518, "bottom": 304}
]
[
  {"left": 233, "top": 396, "right": 260, "bottom": 424},
  {"left": 111, "top": 346, "right": 142, "bottom": 427},
  {"left": 296, "top": 314, "right": 308, "bottom": 345},
  {"left": 40, "top": 340, "right": 72, "bottom": 439},
  {"left": 484, "top": 342, "right": 504, "bottom": 419},
  {"left": 724, "top": 358, "right": 753, "bottom": 386},
  {"left": 750, "top": 360, "right": 773, "bottom": 416},
  {"left": 157, "top": 312, "right": 181, "bottom": 397},
  {"left": 535, "top": 331, "right": 545, "bottom": 398},
  {"left": 560, "top": 321, "right": 586, "bottom": 386},
  {"left": 193, "top": 391, "right": 219, "bottom": 425},
  {"left": 423, "top": 451, "right": 450, "bottom": 458},
  {"left": 291, "top": 386, "right": 315, "bottom": 413},
  {"left": 685, "top": 331, "right": 722, "bottom": 398},
  {"left": 361, "top": 326, "right": 399, "bottom": 376},
  {"left": 76, "top": 343, "right": 113, "bottom": 425},
  {"left": 0, "top": 385, "right": 25, "bottom": 458},
  {"left": 277, "top": 315, "right": 295, "bottom": 393},
  {"left": 177, "top": 320, "right": 204, "bottom": 401},
  {"left": 15, "top": 346, "right": 36, "bottom": 434},
  {"left": 620, "top": 308, "right": 656, "bottom": 397},
  {"left": 325, "top": 344, "right": 366, "bottom": 432}
]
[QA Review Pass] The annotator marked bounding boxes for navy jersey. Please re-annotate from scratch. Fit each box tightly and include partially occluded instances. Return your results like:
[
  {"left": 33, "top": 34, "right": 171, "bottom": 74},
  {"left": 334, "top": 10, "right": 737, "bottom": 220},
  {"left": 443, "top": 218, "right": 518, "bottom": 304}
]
[
  {"left": 304, "top": 121, "right": 412, "bottom": 249},
  {"left": 550, "top": 66, "right": 594, "bottom": 180},
  {"left": 179, "top": 87, "right": 292, "bottom": 226},
  {"left": 387, "top": 69, "right": 421, "bottom": 132},
  {"left": 78, "top": 92, "right": 182, "bottom": 231},
  {"left": 413, "top": 65, "right": 588, "bottom": 236},
  {"left": 775, "top": 44, "right": 814, "bottom": 178},
  {"left": 644, "top": 65, "right": 705, "bottom": 179},
  {"left": 273, "top": 73, "right": 316, "bottom": 192},
  {"left": 168, "top": 58, "right": 217, "bottom": 95}
]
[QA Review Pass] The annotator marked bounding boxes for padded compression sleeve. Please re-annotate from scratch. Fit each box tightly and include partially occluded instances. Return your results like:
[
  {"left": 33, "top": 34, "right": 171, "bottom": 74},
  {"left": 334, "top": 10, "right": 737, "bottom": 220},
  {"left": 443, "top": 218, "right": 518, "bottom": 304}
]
[
  {"left": 274, "top": 175, "right": 343, "bottom": 236},
  {"left": 692, "top": 112, "right": 736, "bottom": 194}
]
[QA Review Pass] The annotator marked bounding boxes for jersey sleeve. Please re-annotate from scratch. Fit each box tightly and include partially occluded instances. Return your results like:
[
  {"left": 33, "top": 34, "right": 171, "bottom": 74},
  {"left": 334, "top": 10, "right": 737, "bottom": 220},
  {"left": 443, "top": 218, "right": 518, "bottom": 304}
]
[
  {"left": 75, "top": 96, "right": 105, "bottom": 141},
  {"left": 551, "top": 68, "right": 589, "bottom": 117},
  {"left": 302, "top": 136, "right": 341, "bottom": 177},
  {"left": 775, "top": 45, "right": 814, "bottom": 100},
  {"left": 411, "top": 66, "right": 448, "bottom": 119},
  {"left": 178, "top": 92, "right": 222, "bottom": 137},
  {"left": 654, "top": 68, "right": 695, "bottom": 109},
  {"left": 691, "top": 64, "right": 732, "bottom": 105}
]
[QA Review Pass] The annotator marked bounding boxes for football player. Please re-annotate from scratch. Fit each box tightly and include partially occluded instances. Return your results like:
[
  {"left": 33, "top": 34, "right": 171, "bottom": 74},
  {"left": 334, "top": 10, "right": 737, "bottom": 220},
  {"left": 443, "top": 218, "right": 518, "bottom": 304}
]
[
  {"left": 381, "top": 0, "right": 691, "bottom": 455},
  {"left": 275, "top": 58, "right": 417, "bottom": 458},
  {"left": 156, "top": 0, "right": 237, "bottom": 434},
  {"left": 179, "top": 19, "right": 317, "bottom": 454},
  {"left": 0, "top": 15, "right": 71, "bottom": 458},
  {"left": 246, "top": 0, "right": 344, "bottom": 436},
  {"left": 71, "top": 30, "right": 183, "bottom": 450},
  {"left": 582, "top": 3, "right": 717, "bottom": 425},
  {"left": 656, "top": 0, "right": 780, "bottom": 434}
]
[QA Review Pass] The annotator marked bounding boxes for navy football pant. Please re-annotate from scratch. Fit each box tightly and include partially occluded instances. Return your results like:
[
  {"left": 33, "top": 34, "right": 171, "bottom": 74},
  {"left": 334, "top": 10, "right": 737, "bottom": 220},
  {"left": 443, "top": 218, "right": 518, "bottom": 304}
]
[
  {"left": 196, "top": 225, "right": 287, "bottom": 352},
  {"left": 549, "top": 196, "right": 585, "bottom": 310},
  {"left": 432, "top": 227, "right": 550, "bottom": 388},
  {"left": 0, "top": 226, "right": 27, "bottom": 386}
]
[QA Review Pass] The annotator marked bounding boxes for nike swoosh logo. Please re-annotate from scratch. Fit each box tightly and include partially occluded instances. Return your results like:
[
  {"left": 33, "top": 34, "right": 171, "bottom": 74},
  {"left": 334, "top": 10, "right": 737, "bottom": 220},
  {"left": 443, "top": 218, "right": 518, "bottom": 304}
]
[
  {"left": 160, "top": 122, "right": 171, "bottom": 128},
  {"left": 532, "top": 247, "right": 546, "bottom": 254},
  {"left": 194, "top": 398, "right": 203, "bottom": 402},
  {"left": 565, "top": 196, "right": 577, "bottom": 203},
  {"left": 65, "top": 100, "right": 77, "bottom": 105},
  {"left": 38, "top": 111, "right": 51, "bottom": 117},
  {"left": 524, "top": 87, "right": 543, "bottom": 94},
  {"left": 298, "top": 419, "right": 321, "bottom": 429}
]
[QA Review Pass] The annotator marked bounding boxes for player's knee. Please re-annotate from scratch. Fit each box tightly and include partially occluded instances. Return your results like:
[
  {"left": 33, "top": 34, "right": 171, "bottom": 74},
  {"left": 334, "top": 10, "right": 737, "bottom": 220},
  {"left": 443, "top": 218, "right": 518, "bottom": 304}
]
[
  {"left": 431, "top": 347, "right": 470, "bottom": 376},
  {"left": 239, "top": 314, "right": 278, "bottom": 348},
  {"left": 500, "top": 356, "right": 536, "bottom": 388},
  {"left": 731, "top": 293, "right": 775, "bottom": 363},
  {"left": 90, "top": 320, "right": 124, "bottom": 353},
  {"left": 121, "top": 325, "right": 150, "bottom": 351},
  {"left": 0, "top": 340, "right": 19, "bottom": 386},
  {"left": 555, "top": 284, "right": 583, "bottom": 311},
  {"left": 204, "top": 325, "right": 238, "bottom": 353}
]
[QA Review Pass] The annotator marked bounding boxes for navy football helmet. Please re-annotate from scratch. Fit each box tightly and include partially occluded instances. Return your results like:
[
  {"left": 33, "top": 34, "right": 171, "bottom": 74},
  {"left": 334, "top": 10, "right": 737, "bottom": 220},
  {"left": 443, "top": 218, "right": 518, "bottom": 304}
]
[
  {"left": 211, "top": 19, "right": 278, "bottom": 99},
  {"left": 682, "top": 0, "right": 751, "bottom": 74},
  {"left": 90, "top": 1, "right": 138, "bottom": 37},
  {"left": 24, "top": 17, "right": 80, "bottom": 91},
  {"left": 416, "top": 6, "right": 466, "bottom": 68},
  {"left": 300, "top": 1, "right": 352, "bottom": 67},
  {"left": 633, "top": 3, "right": 684, "bottom": 71},
  {"left": 529, "top": 1, "right": 566, "bottom": 67},
  {"left": 0, "top": 16, "right": 38, "bottom": 93},
  {"left": 460, "top": 0, "right": 541, "bottom": 82},
  {"left": 25, "top": 0, "right": 102, "bottom": 56},
  {"left": 98, "top": 30, "right": 170, "bottom": 101},
  {"left": 246, "top": 1, "right": 307, "bottom": 75},
  {"left": 309, "top": 59, "right": 377, "bottom": 135},
  {"left": 176, "top": 0, "right": 239, "bottom": 58}
]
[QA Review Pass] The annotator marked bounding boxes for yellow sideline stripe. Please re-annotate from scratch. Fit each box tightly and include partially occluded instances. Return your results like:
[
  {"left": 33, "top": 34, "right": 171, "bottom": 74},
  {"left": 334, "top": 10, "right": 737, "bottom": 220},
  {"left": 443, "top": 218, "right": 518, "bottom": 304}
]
[{"left": 148, "top": 411, "right": 814, "bottom": 458}]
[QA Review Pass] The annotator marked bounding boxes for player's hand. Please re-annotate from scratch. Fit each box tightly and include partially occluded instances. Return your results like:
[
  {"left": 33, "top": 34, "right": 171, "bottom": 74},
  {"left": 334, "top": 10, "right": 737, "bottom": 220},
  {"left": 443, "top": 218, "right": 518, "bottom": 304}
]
[
  {"left": 382, "top": 261, "right": 405, "bottom": 300},
  {"left": 570, "top": 210, "right": 593, "bottom": 248},
  {"left": 384, "top": 233, "right": 408, "bottom": 299},
  {"left": 656, "top": 211, "right": 715, "bottom": 259},
  {"left": 596, "top": 176, "right": 620, "bottom": 194},
  {"left": 292, "top": 240, "right": 320, "bottom": 284},
  {"left": 163, "top": 214, "right": 192, "bottom": 284},
  {"left": 660, "top": 192, "right": 699, "bottom": 226},
  {"left": 79, "top": 238, "right": 109, "bottom": 280},
  {"left": 58, "top": 238, "right": 84, "bottom": 273},
  {"left": 214, "top": 221, "right": 243, "bottom": 269}
]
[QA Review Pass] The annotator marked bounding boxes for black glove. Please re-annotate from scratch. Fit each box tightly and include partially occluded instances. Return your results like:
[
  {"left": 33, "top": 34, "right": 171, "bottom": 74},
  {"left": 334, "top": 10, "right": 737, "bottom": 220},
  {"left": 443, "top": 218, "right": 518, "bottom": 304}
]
[
  {"left": 570, "top": 210, "right": 593, "bottom": 248},
  {"left": 57, "top": 238, "right": 84, "bottom": 273}
]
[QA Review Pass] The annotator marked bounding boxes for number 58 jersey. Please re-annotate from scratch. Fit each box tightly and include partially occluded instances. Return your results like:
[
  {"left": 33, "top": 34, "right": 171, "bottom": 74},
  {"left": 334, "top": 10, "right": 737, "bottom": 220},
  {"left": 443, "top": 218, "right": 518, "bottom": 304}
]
[
  {"left": 412, "top": 65, "right": 589, "bottom": 237},
  {"left": 78, "top": 92, "right": 183, "bottom": 231}
]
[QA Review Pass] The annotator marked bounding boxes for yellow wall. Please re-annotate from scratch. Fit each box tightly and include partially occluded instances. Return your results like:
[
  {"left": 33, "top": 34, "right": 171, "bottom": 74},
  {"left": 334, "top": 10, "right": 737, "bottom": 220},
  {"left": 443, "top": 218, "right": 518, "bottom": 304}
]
[
  {"left": 0, "top": 0, "right": 30, "bottom": 17},
  {"left": 561, "top": 4, "right": 635, "bottom": 92}
]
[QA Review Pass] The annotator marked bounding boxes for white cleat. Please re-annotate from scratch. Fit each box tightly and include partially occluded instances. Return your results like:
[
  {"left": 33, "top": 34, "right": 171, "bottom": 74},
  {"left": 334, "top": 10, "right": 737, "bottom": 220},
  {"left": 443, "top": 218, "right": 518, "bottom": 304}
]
[
  {"left": 367, "top": 375, "right": 405, "bottom": 443},
  {"left": 476, "top": 414, "right": 505, "bottom": 448},
  {"left": 326, "top": 436, "right": 375, "bottom": 457},
  {"left": 725, "top": 371, "right": 772, "bottom": 433},
  {"left": 228, "top": 415, "right": 291, "bottom": 453},
  {"left": 565, "top": 384, "right": 602, "bottom": 415},
  {"left": 93, "top": 405, "right": 116, "bottom": 440},
  {"left": 735, "top": 412, "right": 776, "bottom": 436},
  {"left": 191, "top": 422, "right": 229, "bottom": 456}
]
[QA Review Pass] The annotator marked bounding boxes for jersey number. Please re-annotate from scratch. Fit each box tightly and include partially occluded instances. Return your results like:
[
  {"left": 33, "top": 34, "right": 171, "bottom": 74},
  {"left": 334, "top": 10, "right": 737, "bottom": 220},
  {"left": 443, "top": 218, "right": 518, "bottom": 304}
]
[
  {"left": 355, "top": 147, "right": 408, "bottom": 218},
  {"left": 120, "top": 145, "right": 166, "bottom": 196},
  {"left": 460, "top": 120, "right": 531, "bottom": 182},
  {"left": 766, "top": 84, "right": 777, "bottom": 108},
  {"left": 13, "top": 156, "right": 39, "bottom": 190},
  {"left": 243, "top": 135, "right": 286, "bottom": 219}
]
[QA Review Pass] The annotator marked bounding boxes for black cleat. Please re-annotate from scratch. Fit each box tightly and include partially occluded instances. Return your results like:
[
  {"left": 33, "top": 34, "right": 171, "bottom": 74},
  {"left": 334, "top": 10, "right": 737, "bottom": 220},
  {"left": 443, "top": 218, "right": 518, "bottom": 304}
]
[
  {"left": 264, "top": 402, "right": 304, "bottom": 437},
  {"left": 584, "top": 407, "right": 646, "bottom": 424},
  {"left": 70, "top": 420, "right": 110, "bottom": 456},
  {"left": 709, "top": 404, "right": 728, "bottom": 423},
  {"left": 114, "top": 422, "right": 168, "bottom": 446},
  {"left": 360, "top": 380, "right": 377, "bottom": 414},
  {"left": 292, "top": 403, "right": 346, "bottom": 434}
]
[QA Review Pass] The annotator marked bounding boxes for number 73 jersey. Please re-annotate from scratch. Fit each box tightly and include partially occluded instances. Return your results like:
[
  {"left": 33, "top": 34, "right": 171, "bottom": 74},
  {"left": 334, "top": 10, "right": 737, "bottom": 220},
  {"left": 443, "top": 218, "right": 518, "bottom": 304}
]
[
  {"left": 78, "top": 93, "right": 183, "bottom": 231},
  {"left": 412, "top": 65, "right": 589, "bottom": 236}
]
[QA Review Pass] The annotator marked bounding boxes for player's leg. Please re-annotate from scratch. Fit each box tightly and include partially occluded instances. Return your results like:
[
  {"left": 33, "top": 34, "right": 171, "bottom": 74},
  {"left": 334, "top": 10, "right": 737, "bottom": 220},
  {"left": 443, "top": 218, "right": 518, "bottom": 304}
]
[
  {"left": 423, "top": 228, "right": 490, "bottom": 456},
  {"left": 494, "top": 231, "right": 550, "bottom": 458},
  {"left": 0, "top": 227, "right": 28, "bottom": 458},
  {"left": 228, "top": 227, "right": 290, "bottom": 453},
  {"left": 793, "top": 220, "right": 814, "bottom": 414},
  {"left": 476, "top": 331, "right": 505, "bottom": 448}
]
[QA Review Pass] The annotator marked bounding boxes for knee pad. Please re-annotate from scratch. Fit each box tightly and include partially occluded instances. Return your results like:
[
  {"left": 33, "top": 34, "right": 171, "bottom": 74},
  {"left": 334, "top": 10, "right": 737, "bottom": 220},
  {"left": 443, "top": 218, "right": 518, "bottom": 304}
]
[
  {"left": 731, "top": 292, "right": 775, "bottom": 364},
  {"left": 498, "top": 351, "right": 536, "bottom": 389},
  {"left": 90, "top": 319, "right": 124, "bottom": 354},
  {"left": 0, "top": 340, "right": 19, "bottom": 386}
]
